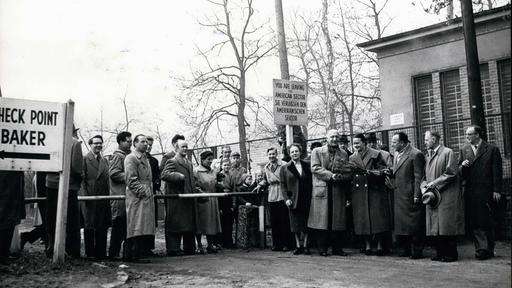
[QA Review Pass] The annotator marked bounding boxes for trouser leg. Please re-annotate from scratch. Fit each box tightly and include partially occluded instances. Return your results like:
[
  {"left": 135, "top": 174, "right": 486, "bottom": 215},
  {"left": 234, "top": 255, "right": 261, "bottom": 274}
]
[
  {"left": 84, "top": 228, "right": 95, "bottom": 257},
  {"left": 46, "top": 188, "right": 58, "bottom": 256},
  {"left": 473, "top": 228, "right": 494, "bottom": 254},
  {"left": 268, "top": 202, "right": 282, "bottom": 249},
  {"left": 411, "top": 233, "right": 424, "bottom": 256},
  {"left": 166, "top": 232, "right": 181, "bottom": 253},
  {"left": 182, "top": 232, "right": 196, "bottom": 254},
  {"left": 0, "top": 225, "right": 15, "bottom": 259},
  {"left": 65, "top": 189, "right": 81, "bottom": 258},
  {"left": 109, "top": 216, "right": 126, "bottom": 258},
  {"left": 96, "top": 228, "right": 108, "bottom": 258},
  {"left": 331, "top": 231, "right": 345, "bottom": 253},
  {"left": 315, "top": 229, "right": 329, "bottom": 253}
]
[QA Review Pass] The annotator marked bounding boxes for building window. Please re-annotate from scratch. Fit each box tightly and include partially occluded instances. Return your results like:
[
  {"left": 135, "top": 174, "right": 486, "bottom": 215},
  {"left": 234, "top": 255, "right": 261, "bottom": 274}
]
[
  {"left": 481, "top": 63, "right": 498, "bottom": 144},
  {"left": 498, "top": 59, "right": 511, "bottom": 157},
  {"left": 440, "top": 69, "right": 467, "bottom": 154},
  {"left": 414, "top": 75, "right": 444, "bottom": 146}
]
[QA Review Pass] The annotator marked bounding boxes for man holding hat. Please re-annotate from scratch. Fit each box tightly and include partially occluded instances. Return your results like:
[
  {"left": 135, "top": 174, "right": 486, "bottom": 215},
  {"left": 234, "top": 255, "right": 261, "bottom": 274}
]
[
  {"left": 423, "top": 130, "right": 464, "bottom": 262},
  {"left": 391, "top": 132, "right": 425, "bottom": 259}
]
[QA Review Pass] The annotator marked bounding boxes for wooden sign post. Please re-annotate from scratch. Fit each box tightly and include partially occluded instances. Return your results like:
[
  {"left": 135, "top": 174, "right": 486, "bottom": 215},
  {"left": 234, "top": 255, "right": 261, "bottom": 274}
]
[{"left": 53, "top": 100, "right": 74, "bottom": 263}]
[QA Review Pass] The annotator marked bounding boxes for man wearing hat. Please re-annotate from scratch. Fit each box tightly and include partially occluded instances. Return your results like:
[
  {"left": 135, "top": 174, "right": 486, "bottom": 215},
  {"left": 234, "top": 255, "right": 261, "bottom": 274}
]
[
  {"left": 423, "top": 130, "right": 464, "bottom": 262},
  {"left": 391, "top": 132, "right": 425, "bottom": 259}
]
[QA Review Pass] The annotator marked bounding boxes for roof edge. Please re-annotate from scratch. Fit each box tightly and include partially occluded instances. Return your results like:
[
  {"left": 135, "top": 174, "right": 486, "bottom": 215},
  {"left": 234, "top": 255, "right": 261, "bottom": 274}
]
[{"left": 357, "top": 4, "right": 511, "bottom": 51}]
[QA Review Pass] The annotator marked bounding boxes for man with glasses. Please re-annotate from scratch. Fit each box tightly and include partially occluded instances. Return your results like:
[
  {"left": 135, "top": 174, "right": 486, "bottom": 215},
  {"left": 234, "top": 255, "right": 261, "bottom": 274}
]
[
  {"left": 108, "top": 131, "right": 132, "bottom": 259},
  {"left": 459, "top": 125, "right": 503, "bottom": 260}
]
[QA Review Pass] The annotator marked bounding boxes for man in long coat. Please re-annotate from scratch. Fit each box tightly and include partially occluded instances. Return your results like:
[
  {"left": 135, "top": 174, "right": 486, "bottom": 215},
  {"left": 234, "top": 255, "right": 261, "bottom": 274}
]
[
  {"left": 423, "top": 130, "right": 464, "bottom": 262},
  {"left": 81, "top": 135, "right": 111, "bottom": 259},
  {"left": 108, "top": 131, "right": 131, "bottom": 259},
  {"left": 349, "top": 133, "right": 391, "bottom": 256},
  {"left": 0, "top": 171, "right": 25, "bottom": 264},
  {"left": 161, "top": 138, "right": 197, "bottom": 256},
  {"left": 308, "top": 129, "right": 351, "bottom": 256},
  {"left": 124, "top": 134, "right": 155, "bottom": 262},
  {"left": 391, "top": 132, "right": 425, "bottom": 259},
  {"left": 459, "top": 125, "right": 502, "bottom": 260}
]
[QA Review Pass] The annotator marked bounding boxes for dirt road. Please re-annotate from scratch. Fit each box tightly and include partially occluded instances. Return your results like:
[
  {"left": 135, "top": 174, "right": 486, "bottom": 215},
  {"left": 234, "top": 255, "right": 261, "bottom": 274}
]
[{"left": 1, "top": 241, "right": 510, "bottom": 288}]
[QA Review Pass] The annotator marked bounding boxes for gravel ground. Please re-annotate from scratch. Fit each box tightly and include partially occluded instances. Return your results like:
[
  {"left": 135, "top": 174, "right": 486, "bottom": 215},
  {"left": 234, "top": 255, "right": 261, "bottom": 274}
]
[{"left": 1, "top": 220, "right": 510, "bottom": 288}]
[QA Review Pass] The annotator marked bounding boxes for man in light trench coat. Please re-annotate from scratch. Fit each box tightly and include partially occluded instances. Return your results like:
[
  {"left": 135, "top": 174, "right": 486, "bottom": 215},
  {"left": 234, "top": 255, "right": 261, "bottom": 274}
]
[
  {"left": 423, "top": 130, "right": 464, "bottom": 262},
  {"left": 124, "top": 134, "right": 155, "bottom": 262},
  {"left": 308, "top": 129, "right": 351, "bottom": 256}
]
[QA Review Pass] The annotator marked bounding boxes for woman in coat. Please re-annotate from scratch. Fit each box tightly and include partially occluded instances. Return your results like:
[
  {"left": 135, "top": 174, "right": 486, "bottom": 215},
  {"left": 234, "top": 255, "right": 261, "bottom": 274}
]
[
  {"left": 280, "top": 144, "right": 312, "bottom": 255},
  {"left": 349, "top": 134, "right": 391, "bottom": 256},
  {"left": 194, "top": 150, "right": 222, "bottom": 254}
]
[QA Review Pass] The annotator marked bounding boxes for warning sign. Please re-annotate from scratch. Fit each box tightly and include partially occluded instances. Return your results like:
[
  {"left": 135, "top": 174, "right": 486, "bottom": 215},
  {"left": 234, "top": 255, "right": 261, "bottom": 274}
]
[
  {"left": 273, "top": 79, "right": 308, "bottom": 126},
  {"left": 0, "top": 98, "right": 66, "bottom": 171}
]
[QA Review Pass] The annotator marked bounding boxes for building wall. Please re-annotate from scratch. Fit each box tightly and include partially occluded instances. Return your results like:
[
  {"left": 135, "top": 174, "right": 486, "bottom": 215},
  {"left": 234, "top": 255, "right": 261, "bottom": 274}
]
[{"left": 378, "top": 28, "right": 510, "bottom": 130}]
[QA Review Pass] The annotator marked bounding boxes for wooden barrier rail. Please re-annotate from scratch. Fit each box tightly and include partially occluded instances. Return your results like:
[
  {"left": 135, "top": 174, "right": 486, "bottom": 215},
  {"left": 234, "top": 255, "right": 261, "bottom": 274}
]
[{"left": 24, "top": 191, "right": 258, "bottom": 203}]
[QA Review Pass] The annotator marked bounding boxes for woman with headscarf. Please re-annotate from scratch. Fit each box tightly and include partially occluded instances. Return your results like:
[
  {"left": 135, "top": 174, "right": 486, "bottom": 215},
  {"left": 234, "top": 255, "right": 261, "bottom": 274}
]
[
  {"left": 280, "top": 143, "right": 313, "bottom": 255},
  {"left": 194, "top": 150, "right": 222, "bottom": 253}
]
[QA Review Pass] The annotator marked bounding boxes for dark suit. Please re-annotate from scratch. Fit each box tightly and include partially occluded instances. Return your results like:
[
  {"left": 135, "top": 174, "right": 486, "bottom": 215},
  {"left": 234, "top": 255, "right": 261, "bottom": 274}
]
[
  {"left": 459, "top": 140, "right": 502, "bottom": 257},
  {"left": 392, "top": 144, "right": 425, "bottom": 256},
  {"left": 280, "top": 160, "right": 312, "bottom": 233},
  {"left": 161, "top": 153, "right": 197, "bottom": 254},
  {"left": 81, "top": 151, "right": 111, "bottom": 258}
]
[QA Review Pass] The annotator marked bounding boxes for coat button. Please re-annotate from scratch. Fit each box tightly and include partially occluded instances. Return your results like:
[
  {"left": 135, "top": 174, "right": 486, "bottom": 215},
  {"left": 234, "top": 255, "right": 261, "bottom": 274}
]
[
  {"left": 356, "top": 184, "right": 359, "bottom": 187},
  {"left": 364, "top": 184, "right": 368, "bottom": 187}
]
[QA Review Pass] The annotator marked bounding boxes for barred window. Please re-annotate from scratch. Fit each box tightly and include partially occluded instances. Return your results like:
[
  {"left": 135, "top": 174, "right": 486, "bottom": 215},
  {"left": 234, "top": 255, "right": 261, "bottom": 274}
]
[{"left": 498, "top": 59, "right": 511, "bottom": 157}]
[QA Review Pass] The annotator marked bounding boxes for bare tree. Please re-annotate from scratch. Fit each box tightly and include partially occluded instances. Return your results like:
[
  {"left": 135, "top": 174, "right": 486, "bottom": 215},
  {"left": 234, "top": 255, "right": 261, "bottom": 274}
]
[
  {"left": 287, "top": 0, "right": 385, "bottom": 137},
  {"left": 176, "top": 0, "right": 275, "bottom": 167},
  {"left": 412, "top": 0, "right": 502, "bottom": 19}
]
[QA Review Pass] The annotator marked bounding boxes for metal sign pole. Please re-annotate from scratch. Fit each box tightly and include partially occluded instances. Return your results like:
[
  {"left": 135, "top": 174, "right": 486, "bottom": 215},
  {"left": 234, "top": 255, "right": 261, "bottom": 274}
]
[{"left": 53, "top": 100, "right": 74, "bottom": 263}]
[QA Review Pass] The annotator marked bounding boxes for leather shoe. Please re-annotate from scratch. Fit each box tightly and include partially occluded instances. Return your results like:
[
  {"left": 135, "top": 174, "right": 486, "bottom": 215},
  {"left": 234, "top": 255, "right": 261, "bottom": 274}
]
[
  {"left": 293, "top": 247, "right": 303, "bottom": 255},
  {"left": 398, "top": 249, "right": 411, "bottom": 257},
  {"left": 319, "top": 251, "right": 329, "bottom": 257},
  {"left": 410, "top": 253, "right": 423, "bottom": 260},
  {"left": 167, "top": 251, "right": 184, "bottom": 257},
  {"left": 271, "top": 246, "right": 283, "bottom": 252},
  {"left": 476, "top": 250, "right": 492, "bottom": 260},
  {"left": 375, "top": 249, "right": 385, "bottom": 256},
  {"left": 364, "top": 249, "right": 373, "bottom": 256},
  {"left": 332, "top": 250, "right": 348, "bottom": 256},
  {"left": 431, "top": 255, "right": 443, "bottom": 261},
  {"left": 441, "top": 256, "right": 458, "bottom": 262},
  {"left": 303, "top": 248, "right": 311, "bottom": 255}
]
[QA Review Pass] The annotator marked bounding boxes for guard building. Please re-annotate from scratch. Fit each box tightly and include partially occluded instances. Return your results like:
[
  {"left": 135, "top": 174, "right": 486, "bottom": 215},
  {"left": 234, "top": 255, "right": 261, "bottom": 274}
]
[{"left": 358, "top": 5, "right": 511, "bottom": 238}]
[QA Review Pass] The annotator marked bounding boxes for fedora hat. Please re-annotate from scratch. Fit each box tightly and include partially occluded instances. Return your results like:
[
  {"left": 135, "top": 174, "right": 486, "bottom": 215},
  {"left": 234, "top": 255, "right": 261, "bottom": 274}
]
[{"left": 421, "top": 182, "right": 441, "bottom": 209}]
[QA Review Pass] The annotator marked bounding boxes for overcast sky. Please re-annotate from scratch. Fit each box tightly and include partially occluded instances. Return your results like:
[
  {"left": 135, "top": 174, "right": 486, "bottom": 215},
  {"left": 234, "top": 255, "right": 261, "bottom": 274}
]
[{"left": 1, "top": 0, "right": 494, "bottom": 150}]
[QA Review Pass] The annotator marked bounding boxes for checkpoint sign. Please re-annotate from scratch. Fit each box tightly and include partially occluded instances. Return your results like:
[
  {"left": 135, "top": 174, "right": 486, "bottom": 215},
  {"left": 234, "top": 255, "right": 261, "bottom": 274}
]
[
  {"left": 273, "top": 79, "right": 308, "bottom": 126},
  {"left": 0, "top": 98, "right": 66, "bottom": 172}
]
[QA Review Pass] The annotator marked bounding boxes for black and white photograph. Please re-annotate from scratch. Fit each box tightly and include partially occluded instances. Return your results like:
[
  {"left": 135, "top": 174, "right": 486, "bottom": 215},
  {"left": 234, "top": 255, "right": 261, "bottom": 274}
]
[{"left": 0, "top": 0, "right": 510, "bottom": 287}]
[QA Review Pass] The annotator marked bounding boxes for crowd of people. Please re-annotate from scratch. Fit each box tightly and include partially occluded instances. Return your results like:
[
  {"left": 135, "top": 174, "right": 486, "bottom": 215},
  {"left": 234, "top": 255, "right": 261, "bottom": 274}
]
[{"left": 0, "top": 124, "right": 503, "bottom": 264}]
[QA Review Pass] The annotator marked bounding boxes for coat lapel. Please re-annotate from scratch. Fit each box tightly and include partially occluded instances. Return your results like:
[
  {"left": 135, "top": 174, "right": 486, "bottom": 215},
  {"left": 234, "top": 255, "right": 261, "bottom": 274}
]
[
  {"left": 473, "top": 141, "right": 488, "bottom": 163},
  {"left": 393, "top": 145, "right": 411, "bottom": 174},
  {"left": 351, "top": 151, "right": 366, "bottom": 169},
  {"left": 287, "top": 162, "right": 300, "bottom": 179}
]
